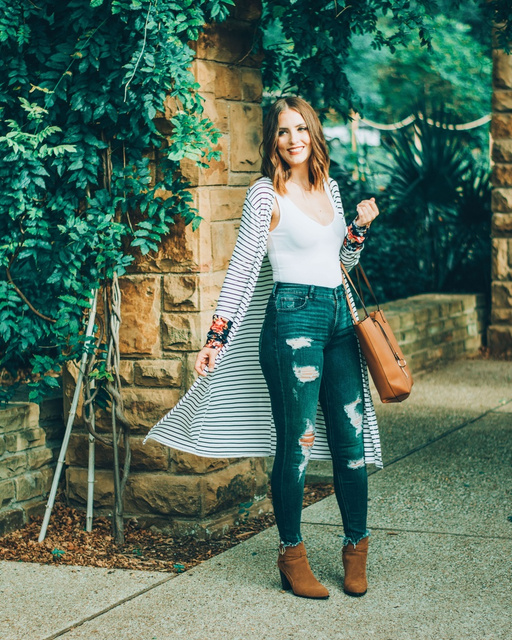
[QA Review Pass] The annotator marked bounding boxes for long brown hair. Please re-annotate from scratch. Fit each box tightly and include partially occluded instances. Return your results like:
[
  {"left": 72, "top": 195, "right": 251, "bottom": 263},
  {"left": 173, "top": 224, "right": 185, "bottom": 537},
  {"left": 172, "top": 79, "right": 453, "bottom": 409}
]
[{"left": 261, "top": 96, "right": 330, "bottom": 195}]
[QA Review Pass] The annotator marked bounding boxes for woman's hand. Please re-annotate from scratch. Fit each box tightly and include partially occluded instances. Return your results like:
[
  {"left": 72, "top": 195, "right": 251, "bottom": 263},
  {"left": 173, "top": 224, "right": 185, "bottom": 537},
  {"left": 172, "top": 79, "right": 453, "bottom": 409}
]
[
  {"left": 355, "top": 197, "right": 379, "bottom": 227},
  {"left": 194, "top": 347, "right": 220, "bottom": 377}
]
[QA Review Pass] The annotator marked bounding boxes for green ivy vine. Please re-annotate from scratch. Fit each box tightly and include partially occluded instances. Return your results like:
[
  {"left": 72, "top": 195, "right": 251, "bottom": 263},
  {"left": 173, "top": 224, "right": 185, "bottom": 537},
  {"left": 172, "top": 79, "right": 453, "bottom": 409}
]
[{"left": 0, "top": 0, "right": 234, "bottom": 404}]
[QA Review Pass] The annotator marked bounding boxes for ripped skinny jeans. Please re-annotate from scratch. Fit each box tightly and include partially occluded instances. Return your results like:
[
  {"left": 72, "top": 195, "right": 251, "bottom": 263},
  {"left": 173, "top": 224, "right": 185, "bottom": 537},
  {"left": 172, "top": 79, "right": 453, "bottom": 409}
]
[{"left": 259, "top": 282, "right": 369, "bottom": 548}]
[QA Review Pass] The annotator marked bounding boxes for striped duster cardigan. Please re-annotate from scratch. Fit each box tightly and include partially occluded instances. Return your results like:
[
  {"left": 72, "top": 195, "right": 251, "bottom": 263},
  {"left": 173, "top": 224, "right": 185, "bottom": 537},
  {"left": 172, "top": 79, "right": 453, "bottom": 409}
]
[{"left": 144, "top": 176, "right": 383, "bottom": 468}]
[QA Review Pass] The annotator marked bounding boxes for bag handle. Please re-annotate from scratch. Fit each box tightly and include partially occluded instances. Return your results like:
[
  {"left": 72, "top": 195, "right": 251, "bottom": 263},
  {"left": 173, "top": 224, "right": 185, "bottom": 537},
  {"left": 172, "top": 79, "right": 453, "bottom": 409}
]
[
  {"left": 355, "top": 263, "right": 380, "bottom": 310},
  {"left": 340, "top": 262, "right": 381, "bottom": 320}
]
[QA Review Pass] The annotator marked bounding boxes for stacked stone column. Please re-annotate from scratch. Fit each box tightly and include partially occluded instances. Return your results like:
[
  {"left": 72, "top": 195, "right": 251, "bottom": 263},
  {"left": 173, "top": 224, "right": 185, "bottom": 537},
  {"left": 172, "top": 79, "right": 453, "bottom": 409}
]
[
  {"left": 64, "top": 0, "right": 272, "bottom": 538},
  {"left": 490, "top": 48, "right": 512, "bottom": 355}
]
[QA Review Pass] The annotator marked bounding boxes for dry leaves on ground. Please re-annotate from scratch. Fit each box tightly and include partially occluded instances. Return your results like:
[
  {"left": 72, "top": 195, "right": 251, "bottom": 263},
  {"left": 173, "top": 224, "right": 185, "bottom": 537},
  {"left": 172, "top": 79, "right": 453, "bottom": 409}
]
[{"left": 0, "top": 484, "right": 334, "bottom": 574}]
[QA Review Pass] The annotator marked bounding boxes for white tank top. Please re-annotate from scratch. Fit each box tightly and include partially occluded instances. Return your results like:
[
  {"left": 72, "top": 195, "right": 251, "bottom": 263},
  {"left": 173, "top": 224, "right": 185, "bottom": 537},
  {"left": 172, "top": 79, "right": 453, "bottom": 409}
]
[{"left": 267, "top": 186, "right": 346, "bottom": 288}]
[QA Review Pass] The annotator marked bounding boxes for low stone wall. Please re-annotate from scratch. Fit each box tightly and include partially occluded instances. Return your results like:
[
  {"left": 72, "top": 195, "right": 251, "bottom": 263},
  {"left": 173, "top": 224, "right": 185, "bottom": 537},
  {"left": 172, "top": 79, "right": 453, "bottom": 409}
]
[
  {"left": 380, "top": 293, "right": 486, "bottom": 373},
  {"left": 64, "top": 435, "right": 270, "bottom": 540},
  {"left": 0, "top": 394, "right": 64, "bottom": 535}
]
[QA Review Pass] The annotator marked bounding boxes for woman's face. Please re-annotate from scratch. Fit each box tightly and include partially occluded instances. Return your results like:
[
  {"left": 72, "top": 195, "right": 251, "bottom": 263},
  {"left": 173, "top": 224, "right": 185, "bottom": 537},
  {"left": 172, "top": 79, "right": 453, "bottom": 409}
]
[{"left": 276, "top": 109, "right": 311, "bottom": 168}]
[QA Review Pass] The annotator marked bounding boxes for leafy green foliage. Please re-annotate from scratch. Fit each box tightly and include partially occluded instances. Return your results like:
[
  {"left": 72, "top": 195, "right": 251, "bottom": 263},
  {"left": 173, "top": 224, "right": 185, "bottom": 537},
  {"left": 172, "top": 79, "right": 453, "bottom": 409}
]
[
  {"left": 344, "top": 14, "right": 492, "bottom": 124},
  {"left": 261, "top": 0, "right": 436, "bottom": 115},
  {"left": 0, "top": 0, "right": 234, "bottom": 404},
  {"left": 261, "top": 0, "right": 504, "bottom": 119},
  {"left": 333, "top": 110, "right": 492, "bottom": 301}
]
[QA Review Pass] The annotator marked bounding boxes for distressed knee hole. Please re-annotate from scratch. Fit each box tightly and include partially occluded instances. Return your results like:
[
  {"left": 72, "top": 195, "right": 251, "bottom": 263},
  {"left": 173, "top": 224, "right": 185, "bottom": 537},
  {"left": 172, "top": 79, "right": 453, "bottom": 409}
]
[
  {"left": 298, "top": 420, "right": 315, "bottom": 478},
  {"left": 293, "top": 364, "right": 320, "bottom": 383},
  {"left": 286, "top": 337, "right": 313, "bottom": 350},
  {"left": 344, "top": 396, "right": 363, "bottom": 436},
  {"left": 347, "top": 457, "right": 365, "bottom": 470}
]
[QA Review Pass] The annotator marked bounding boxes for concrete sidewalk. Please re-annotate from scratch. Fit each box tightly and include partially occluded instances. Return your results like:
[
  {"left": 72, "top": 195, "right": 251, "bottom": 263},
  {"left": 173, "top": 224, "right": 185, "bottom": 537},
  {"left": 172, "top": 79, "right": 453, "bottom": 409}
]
[{"left": 1, "top": 358, "right": 511, "bottom": 640}]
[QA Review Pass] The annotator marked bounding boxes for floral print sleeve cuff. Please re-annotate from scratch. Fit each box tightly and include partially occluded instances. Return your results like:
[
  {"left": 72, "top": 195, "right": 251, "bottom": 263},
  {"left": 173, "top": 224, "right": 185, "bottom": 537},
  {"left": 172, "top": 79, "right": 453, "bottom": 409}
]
[
  {"left": 204, "top": 315, "right": 233, "bottom": 349},
  {"left": 344, "top": 218, "right": 370, "bottom": 253}
]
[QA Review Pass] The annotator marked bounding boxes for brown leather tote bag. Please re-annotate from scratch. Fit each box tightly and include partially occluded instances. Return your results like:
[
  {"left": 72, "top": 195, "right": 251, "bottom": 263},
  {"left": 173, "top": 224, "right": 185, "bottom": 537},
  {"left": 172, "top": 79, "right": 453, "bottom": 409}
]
[{"left": 341, "top": 263, "right": 413, "bottom": 403}]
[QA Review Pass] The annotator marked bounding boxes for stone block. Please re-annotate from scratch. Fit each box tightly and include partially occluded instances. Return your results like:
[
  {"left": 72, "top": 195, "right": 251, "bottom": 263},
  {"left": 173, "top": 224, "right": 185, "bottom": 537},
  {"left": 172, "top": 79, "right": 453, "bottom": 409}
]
[
  {"left": 492, "top": 163, "right": 512, "bottom": 188},
  {"left": 184, "top": 351, "right": 200, "bottom": 389},
  {"left": 39, "top": 395, "right": 63, "bottom": 423},
  {"left": 66, "top": 433, "right": 169, "bottom": 472},
  {"left": 0, "top": 478, "right": 15, "bottom": 506},
  {"left": 182, "top": 134, "right": 229, "bottom": 187},
  {"left": 193, "top": 21, "right": 263, "bottom": 67},
  {"left": 203, "top": 459, "right": 255, "bottom": 516},
  {"left": 62, "top": 360, "right": 84, "bottom": 428},
  {"left": 133, "top": 359, "right": 183, "bottom": 388},
  {"left": 202, "top": 93, "right": 229, "bottom": 133},
  {"left": 0, "top": 403, "right": 39, "bottom": 434},
  {"left": 164, "top": 496, "right": 273, "bottom": 540},
  {"left": 193, "top": 59, "right": 216, "bottom": 94},
  {"left": 491, "top": 113, "right": 512, "bottom": 140},
  {"left": 198, "top": 271, "right": 225, "bottom": 311},
  {"left": 491, "top": 307, "right": 512, "bottom": 323},
  {"left": 492, "top": 238, "right": 512, "bottom": 279},
  {"left": 492, "top": 280, "right": 512, "bottom": 308},
  {"left": 488, "top": 324, "right": 512, "bottom": 356},
  {"left": 0, "top": 453, "right": 27, "bottom": 479},
  {"left": 493, "top": 139, "right": 512, "bottom": 163},
  {"left": 233, "top": 0, "right": 262, "bottom": 21},
  {"left": 125, "top": 473, "right": 202, "bottom": 516},
  {"left": 251, "top": 458, "right": 269, "bottom": 497},
  {"left": 170, "top": 449, "right": 230, "bottom": 474},
  {"left": 228, "top": 171, "right": 255, "bottom": 186},
  {"left": 0, "top": 436, "right": 5, "bottom": 457},
  {"left": 120, "top": 387, "right": 181, "bottom": 432},
  {"left": 161, "top": 312, "right": 204, "bottom": 351},
  {"left": 464, "top": 335, "right": 482, "bottom": 353},
  {"left": 493, "top": 50, "right": 512, "bottom": 89},
  {"left": 27, "top": 447, "right": 53, "bottom": 470},
  {"left": 492, "top": 89, "right": 512, "bottom": 112},
  {"left": 24, "top": 499, "right": 47, "bottom": 521},
  {"left": 14, "top": 468, "right": 53, "bottom": 502},
  {"left": 229, "top": 102, "right": 262, "bottom": 172},
  {"left": 118, "top": 360, "right": 134, "bottom": 385},
  {"left": 241, "top": 67, "right": 262, "bottom": 102},
  {"left": 195, "top": 61, "right": 242, "bottom": 100},
  {"left": 66, "top": 467, "right": 114, "bottom": 507},
  {"left": 118, "top": 275, "right": 161, "bottom": 356},
  {"left": 493, "top": 188, "right": 512, "bottom": 213},
  {"left": 5, "top": 427, "right": 46, "bottom": 453},
  {"left": 163, "top": 274, "right": 199, "bottom": 311},
  {"left": 492, "top": 212, "right": 512, "bottom": 234},
  {"left": 211, "top": 219, "right": 240, "bottom": 271},
  {"left": 209, "top": 187, "right": 246, "bottom": 221},
  {"left": 0, "top": 509, "right": 24, "bottom": 536}
]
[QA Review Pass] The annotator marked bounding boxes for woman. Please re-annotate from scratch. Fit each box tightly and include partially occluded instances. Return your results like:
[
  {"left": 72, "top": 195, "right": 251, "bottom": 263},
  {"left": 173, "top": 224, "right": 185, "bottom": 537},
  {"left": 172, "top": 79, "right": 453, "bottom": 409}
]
[{"left": 144, "top": 96, "right": 381, "bottom": 600}]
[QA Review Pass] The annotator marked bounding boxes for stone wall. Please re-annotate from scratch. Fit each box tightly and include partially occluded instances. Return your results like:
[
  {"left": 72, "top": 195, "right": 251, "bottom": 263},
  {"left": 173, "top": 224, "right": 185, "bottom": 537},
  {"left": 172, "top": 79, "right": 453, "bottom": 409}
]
[
  {"left": 490, "top": 48, "right": 512, "bottom": 356},
  {"left": 63, "top": 0, "right": 271, "bottom": 539},
  {"left": 378, "top": 293, "right": 486, "bottom": 372},
  {"left": 0, "top": 394, "right": 63, "bottom": 535}
]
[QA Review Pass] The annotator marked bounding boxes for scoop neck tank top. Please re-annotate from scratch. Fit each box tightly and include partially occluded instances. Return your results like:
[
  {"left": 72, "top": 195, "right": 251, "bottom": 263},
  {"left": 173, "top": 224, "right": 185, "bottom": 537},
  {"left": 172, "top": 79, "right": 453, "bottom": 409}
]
[{"left": 267, "top": 185, "right": 346, "bottom": 288}]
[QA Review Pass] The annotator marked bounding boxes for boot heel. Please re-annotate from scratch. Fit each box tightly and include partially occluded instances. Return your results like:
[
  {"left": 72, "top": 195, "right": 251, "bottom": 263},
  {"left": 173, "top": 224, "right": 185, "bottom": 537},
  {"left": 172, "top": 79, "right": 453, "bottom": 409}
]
[{"left": 279, "top": 569, "right": 291, "bottom": 590}]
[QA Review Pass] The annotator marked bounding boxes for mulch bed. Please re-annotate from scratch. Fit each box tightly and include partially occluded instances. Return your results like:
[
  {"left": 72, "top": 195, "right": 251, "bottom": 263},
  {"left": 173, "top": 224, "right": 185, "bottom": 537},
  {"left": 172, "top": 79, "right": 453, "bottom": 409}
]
[{"left": 0, "top": 483, "right": 335, "bottom": 574}]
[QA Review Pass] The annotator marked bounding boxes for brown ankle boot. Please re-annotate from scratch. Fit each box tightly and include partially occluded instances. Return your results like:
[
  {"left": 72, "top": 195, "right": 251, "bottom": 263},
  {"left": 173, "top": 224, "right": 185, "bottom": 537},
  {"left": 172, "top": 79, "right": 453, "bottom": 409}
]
[
  {"left": 277, "top": 542, "right": 329, "bottom": 599},
  {"left": 342, "top": 536, "right": 369, "bottom": 597}
]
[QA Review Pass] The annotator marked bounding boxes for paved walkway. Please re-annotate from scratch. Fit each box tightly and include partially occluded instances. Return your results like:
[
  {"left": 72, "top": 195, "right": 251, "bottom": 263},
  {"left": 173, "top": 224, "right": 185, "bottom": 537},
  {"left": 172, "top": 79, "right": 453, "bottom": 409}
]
[{"left": 1, "top": 358, "right": 511, "bottom": 640}]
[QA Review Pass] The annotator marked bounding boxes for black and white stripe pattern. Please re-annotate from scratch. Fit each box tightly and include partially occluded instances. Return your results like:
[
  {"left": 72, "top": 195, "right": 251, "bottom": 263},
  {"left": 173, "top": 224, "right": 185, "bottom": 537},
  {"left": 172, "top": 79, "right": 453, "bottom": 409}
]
[{"left": 144, "top": 177, "right": 383, "bottom": 468}]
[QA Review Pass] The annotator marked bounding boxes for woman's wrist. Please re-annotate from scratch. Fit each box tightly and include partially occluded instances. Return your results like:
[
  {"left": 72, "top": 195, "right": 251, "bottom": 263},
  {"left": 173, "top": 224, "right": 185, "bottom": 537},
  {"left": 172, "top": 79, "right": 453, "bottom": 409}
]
[
  {"left": 204, "top": 314, "right": 232, "bottom": 350},
  {"left": 352, "top": 217, "right": 371, "bottom": 232}
]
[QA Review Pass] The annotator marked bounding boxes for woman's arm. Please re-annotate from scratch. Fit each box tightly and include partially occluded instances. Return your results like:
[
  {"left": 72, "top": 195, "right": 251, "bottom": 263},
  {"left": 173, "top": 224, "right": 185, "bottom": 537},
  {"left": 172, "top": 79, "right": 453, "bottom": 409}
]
[{"left": 340, "top": 197, "right": 379, "bottom": 270}]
